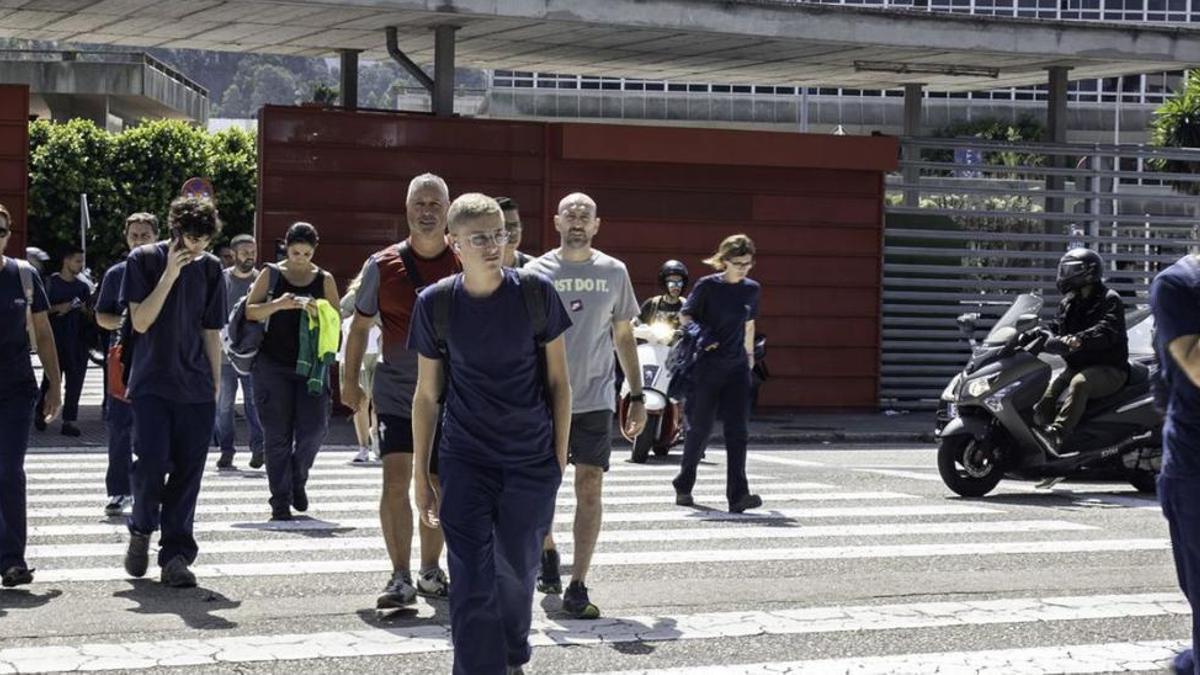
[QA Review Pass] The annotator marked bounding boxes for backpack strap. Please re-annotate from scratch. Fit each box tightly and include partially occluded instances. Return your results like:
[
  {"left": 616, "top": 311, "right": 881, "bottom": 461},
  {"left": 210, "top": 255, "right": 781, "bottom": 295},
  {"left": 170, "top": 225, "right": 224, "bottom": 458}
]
[
  {"left": 15, "top": 259, "right": 33, "bottom": 306},
  {"left": 516, "top": 268, "right": 548, "bottom": 346},
  {"left": 396, "top": 241, "right": 427, "bottom": 290},
  {"left": 429, "top": 275, "right": 457, "bottom": 360}
]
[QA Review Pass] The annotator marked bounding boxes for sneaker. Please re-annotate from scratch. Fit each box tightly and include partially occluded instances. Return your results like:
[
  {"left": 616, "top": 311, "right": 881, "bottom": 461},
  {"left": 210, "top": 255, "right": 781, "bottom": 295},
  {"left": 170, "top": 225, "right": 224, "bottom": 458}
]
[
  {"left": 351, "top": 447, "right": 371, "bottom": 464},
  {"left": 376, "top": 570, "right": 417, "bottom": 609},
  {"left": 215, "top": 453, "right": 237, "bottom": 471},
  {"left": 729, "top": 494, "right": 763, "bottom": 514},
  {"left": 270, "top": 508, "right": 293, "bottom": 521},
  {"left": 124, "top": 531, "right": 150, "bottom": 578},
  {"left": 1033, "top": 426, "right": 1064, "bottom": 457},
  {"left": 1, "top": 566, "right": 33, "bottom": 588},
  {"left": 675, "top": 492, "right": 694, "bottom": 507},
  {"left": 292, "top": 486, "right": 308, "bottom": 513},
  {"left": 104, "top": 495, "right": 130, "bottom": 518},
  {"left": 249, "top": 450, "right": 265, "bottom": 470},
  {"left": 160, "top": 555, "right": 197, "bottom": 588},
  {"left": 536, "top": 549, "right": 562, "bottom": 595},
  {"left": 562, "top": 580, "right": 600, "bottom": 619},
  {"left": 416, "top": 568, "right": 450, "bottom": 599},
  {"left": 61, "top": 422, "right": 81, "bottom": 438}
]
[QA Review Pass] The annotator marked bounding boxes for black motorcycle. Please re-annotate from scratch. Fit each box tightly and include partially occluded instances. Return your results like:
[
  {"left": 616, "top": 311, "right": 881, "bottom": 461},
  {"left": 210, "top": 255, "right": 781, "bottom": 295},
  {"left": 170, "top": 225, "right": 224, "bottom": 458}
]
[{"left": 936, "top": 293, "right": 1161, "bottom": 497}]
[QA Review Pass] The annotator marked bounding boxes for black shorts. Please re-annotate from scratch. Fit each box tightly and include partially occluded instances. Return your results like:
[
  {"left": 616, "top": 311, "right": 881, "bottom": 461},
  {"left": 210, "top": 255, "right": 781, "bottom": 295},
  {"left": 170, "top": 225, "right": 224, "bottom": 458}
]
[
  {"left": 378, "top": 413, "right": 440, "bottom": 474},
  {"left": 568, "top": 410, "right": 614, "bottom": 471}
]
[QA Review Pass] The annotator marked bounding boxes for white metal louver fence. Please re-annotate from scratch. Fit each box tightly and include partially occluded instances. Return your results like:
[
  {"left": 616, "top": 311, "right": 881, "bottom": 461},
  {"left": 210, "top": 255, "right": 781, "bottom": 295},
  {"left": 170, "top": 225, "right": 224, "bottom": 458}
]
[{"left": 882, "top": 137, "right": 1200, "bottom": 409}]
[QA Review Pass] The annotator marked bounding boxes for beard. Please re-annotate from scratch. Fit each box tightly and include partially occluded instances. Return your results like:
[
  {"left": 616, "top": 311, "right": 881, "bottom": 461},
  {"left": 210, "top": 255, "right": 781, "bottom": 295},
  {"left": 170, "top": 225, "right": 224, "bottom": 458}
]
[{"left": 237, "top": 259, "right": 256, "bottom": 273}]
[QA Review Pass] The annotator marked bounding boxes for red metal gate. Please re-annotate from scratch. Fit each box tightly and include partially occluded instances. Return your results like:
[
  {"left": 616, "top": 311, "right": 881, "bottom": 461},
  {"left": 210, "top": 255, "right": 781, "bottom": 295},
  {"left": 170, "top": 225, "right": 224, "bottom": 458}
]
[
  {"left": 258, "top": 106, "right": 897, "bottom": 408},
  {"left": 0, "top": 85, "right": 29, "bottom": 255}
]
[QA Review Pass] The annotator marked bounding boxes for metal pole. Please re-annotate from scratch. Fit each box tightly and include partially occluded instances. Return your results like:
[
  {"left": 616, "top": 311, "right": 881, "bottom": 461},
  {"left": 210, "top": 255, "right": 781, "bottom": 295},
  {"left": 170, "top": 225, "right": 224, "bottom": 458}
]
[
  {"left": 339, "top": 49, "right": 360, "bottom": 110},
  {"left": 433, "top": 25, "right": 459, "bottom": 117},
  {"left": 903, "top": 83, "right": 924, "bottom": 207},
  {"left": 1045, "top": 66, "right": 1071, "bottom": 232}
]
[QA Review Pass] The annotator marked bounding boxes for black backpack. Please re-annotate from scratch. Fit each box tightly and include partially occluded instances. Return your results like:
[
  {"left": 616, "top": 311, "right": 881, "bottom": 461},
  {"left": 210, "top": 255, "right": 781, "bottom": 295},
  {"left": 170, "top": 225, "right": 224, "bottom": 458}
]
[{"left": 424, "top": 269, "right": 549, "bottom": 402}]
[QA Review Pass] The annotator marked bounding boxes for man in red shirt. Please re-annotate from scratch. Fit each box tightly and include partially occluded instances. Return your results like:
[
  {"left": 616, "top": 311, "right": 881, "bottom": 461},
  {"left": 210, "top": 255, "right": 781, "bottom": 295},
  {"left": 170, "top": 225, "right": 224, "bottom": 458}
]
[{"left": 343, "top": 173, "right": 460, "bottom": 608}]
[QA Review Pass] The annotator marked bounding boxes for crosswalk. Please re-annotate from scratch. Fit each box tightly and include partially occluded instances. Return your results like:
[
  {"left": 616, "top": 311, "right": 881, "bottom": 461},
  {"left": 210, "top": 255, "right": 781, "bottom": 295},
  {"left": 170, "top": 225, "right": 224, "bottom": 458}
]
[{"left": 1, "top": 447, "right": 1189, "bottom": 674}]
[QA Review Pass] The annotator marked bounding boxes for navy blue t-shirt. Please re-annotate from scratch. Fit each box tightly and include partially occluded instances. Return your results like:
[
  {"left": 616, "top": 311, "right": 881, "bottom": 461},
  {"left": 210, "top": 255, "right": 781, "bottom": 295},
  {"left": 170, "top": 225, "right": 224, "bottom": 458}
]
[
  {"left": 96, "top": 259, "right": 127, "bottom": 347},
  {"left": 682, "top": 274, "right": 761, "bottom": 368},
  {"left": 120, "top": 242, "right": 227, "bottom": 404},
  {"left": 0, "top": 257, "right": 49, "bottom": 398},
  {"left": 1151, "top": 256, "right": 1200, "bottom": 479},
  {"left": 408, "top": 269, "right": 571, "bottom": 468},
  {"left": 45, "top": 273, "right": 91, "bottom": 355}
]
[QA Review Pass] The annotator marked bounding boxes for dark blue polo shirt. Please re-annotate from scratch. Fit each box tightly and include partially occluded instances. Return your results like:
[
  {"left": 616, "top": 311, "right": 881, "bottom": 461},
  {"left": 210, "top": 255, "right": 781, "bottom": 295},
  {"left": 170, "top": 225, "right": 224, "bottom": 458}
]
[
  {"left": 682, "top": 274, "right": 761, "bottom": 368},
  {"left": 0, "top": 257, "right": 49, "bottom": 399},
  {"left": 1151, "top": 256, "right": 1200, "bottom": 479}
]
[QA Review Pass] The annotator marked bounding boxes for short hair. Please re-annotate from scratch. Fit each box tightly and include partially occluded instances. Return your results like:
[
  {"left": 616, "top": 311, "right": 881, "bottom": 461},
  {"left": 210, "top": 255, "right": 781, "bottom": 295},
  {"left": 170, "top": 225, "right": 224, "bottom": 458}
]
[
  {"left": 703, "top": 233, "right": 756, "bottom": 271},
  {"left": 407, "top": 173, "right": 449, "bottom": 203},
  {"left": 168, "top": 196, "right": 222, "bottom": 240},
  {"left": 0, "top": 202, "right": 9, "bottom": 227},
  {"left": 230, "top": 234, "right": 255, "bottom": 248},
  {"left": 495, "top": 196, "right": 518, "bottom": 212},
  {"left": 447, "top": 193, "right": 502, "bottom": 232},
  {"left": 125, "top": 212, "right": 158, "bottom": 232},
  {"left": 284, "top": 221, "right": 319, "bottom": 247},
  {"left": 62, "top": 245, "right": 84, "bottom": 259},
  {"left": 557, "top": 192, "right": 597, "bottom": 216}
]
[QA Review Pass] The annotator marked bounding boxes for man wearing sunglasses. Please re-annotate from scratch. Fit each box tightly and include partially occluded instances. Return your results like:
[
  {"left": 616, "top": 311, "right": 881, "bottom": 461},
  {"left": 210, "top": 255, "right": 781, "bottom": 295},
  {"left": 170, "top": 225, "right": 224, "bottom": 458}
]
[
  {"left": 343, "top": 173, "right": 459, "bottom": 609},
  {"left": 525, "top": 192, "right": 646, "bottom": 620}
]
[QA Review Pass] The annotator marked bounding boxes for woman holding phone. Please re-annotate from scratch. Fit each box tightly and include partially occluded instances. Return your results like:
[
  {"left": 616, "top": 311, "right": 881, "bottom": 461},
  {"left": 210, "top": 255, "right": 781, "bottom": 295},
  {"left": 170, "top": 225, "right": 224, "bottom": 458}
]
[{"left": 245, "top": 222, "right": 340, "bottom": 521}]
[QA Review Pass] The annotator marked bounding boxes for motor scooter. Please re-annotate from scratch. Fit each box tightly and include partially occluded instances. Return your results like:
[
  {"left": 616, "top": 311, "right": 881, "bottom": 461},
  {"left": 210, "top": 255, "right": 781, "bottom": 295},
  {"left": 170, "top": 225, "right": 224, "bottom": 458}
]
[{"left": 619, "top": 321, "right": 684, "bottom": 463}]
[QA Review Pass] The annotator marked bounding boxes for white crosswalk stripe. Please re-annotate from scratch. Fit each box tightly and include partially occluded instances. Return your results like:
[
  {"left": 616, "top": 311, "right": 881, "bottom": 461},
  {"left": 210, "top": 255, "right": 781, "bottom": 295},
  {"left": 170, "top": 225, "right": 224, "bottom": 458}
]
[{"left": 5, "top": 449, "right": 1185, "bottom": 674}]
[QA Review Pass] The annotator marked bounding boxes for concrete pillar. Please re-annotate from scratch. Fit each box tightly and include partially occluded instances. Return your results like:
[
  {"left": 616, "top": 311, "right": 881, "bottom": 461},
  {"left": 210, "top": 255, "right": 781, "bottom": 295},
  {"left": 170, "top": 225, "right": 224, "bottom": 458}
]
[
  {"left": 339, "top": 49, "right": 360, "bottom": 110},
  {"left": 1045, "top": 66, "right": 1071, "bottom": 230},
  {"left": 433, "top": 25, "right": 459, "bottom": 118},
  {"left": 902, "top": 83, "right": 924, "bottom": 207}
]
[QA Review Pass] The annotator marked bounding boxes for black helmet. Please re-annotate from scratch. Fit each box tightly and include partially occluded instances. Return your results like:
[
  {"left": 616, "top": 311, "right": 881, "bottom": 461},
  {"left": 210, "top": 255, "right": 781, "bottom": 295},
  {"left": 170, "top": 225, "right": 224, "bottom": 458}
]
[
  {"left": 658, "top": 259, "right": 689, "bottom": 292},
  {"left": 1056, "top": 248, "right": 1104, "bottom": 294}
]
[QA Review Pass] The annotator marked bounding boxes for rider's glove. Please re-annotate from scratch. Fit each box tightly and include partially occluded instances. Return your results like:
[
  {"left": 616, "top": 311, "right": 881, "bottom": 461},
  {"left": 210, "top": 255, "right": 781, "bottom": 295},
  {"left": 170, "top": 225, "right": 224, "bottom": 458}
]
[{"left": 1044, "top": 337, "right": 1071, "bottom": 355}]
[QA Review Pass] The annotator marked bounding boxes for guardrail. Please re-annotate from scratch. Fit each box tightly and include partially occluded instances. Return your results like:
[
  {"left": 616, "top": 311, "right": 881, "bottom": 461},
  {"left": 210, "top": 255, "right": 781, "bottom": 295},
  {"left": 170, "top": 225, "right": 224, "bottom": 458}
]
[{"left": 0, "top": 49, "right": 208, "bottom": 98}]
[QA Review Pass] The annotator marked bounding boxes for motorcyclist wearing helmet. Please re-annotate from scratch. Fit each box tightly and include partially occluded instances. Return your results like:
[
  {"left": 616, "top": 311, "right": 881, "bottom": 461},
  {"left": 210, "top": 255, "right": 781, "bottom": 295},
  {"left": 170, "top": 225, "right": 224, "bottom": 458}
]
[
  {"left": 638, "top": 260, "right": 689, "bottom": 330},
  {"left": 1034, "top": 248, "right": 1129, "bottom": 452}
]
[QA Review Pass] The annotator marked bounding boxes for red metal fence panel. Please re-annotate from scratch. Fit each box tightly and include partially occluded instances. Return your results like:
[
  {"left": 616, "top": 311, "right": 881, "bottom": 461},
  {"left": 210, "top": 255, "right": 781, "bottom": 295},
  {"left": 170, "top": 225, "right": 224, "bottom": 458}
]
[
  {"left": 258, "top": 106, "right": 897, "bottom": 408},
  {"left": 0, "top": 85, "right": 28, "bottom": 256}
]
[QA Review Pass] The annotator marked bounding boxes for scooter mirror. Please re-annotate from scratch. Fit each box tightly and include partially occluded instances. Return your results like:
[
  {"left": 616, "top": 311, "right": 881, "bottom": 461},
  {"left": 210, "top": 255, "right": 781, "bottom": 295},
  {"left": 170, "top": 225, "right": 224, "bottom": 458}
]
[
  {"left": 1015, "top": 314, "right": 1039, "bottom": 332},
  {"left": 956, "top": 313, "right": 979, "bottom": 338}
]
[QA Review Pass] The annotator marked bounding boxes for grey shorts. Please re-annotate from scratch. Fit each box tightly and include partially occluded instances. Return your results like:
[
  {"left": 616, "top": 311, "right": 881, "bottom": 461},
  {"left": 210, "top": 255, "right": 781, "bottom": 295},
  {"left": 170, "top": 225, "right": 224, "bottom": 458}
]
[{"left": 569, "top": 410, "right": 614, "bottom": 471}]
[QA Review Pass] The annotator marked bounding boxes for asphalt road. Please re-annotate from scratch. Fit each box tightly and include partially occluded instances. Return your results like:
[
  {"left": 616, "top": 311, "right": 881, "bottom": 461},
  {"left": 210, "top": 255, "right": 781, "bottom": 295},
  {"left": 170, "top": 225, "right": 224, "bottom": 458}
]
[{"left": 0, "top": 443, "right": 1189, "bottom": 674}]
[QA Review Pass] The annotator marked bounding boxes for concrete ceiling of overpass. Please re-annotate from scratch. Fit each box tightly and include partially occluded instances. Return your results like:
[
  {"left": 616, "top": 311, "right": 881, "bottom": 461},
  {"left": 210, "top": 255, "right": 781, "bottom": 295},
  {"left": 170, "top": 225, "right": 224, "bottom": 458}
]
[{"left": 3, "top": 0, "right": 1199, "bottom": 91}]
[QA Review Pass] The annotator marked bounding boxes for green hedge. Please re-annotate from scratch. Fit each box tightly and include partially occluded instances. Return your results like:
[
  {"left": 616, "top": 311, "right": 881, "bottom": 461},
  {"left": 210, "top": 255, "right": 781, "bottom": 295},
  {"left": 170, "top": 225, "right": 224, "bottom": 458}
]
[{"left": 26, "top": 119, "right": 257, "bottom": 276}]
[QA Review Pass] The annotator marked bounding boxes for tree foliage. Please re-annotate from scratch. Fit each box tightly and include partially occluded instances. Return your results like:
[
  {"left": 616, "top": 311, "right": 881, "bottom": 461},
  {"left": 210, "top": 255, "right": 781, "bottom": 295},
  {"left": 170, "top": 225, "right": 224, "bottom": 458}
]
[
  {"left": 1149, "top": 69, "right": 1200, "bottom": 195},
  {"left": 27, "top": 119, "right": 257, "bottom": 276}
]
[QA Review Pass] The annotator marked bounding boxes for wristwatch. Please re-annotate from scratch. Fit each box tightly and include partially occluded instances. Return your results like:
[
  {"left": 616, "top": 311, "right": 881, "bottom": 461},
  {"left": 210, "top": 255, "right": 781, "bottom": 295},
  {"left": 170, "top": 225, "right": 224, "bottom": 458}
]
[{"left": 629, "top": 393, "right": 645, "bottom": 403}]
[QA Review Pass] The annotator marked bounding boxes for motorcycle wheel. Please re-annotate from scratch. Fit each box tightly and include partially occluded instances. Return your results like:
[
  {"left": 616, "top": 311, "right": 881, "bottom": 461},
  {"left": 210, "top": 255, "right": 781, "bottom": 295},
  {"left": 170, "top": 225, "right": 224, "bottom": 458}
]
[
  {"left": 1126, "top": 468, "right": 1158, "bottom": 494},
  {"left": 937, "top": 435, "right": 1004, "bottom": 498},
  {"left": 631, "top": 417, "right": 659, "bottom": 464}
]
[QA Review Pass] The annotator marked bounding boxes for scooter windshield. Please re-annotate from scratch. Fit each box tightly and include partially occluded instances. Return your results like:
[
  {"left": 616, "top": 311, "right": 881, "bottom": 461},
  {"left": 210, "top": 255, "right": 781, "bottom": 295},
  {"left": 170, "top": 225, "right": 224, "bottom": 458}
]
[{"left": 983, "top": 294, "right": 1044, "bottom": 345}]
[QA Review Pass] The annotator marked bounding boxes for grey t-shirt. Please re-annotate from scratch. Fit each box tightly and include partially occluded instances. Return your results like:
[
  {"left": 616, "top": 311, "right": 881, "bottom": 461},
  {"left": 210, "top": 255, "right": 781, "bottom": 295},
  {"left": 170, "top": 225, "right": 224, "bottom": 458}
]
[
  {"left": 222, "top": 268, "right": 256, "bottom": 364},
  {"left": 526, "top": 248, "right": 639, "bottom": 413}
]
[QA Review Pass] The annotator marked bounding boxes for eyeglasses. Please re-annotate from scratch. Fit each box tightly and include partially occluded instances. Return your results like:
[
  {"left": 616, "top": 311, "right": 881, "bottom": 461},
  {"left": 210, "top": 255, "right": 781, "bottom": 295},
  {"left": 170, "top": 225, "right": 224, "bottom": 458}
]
[{"left": 463, "top": 230, "right": 511, "bottom": 249}]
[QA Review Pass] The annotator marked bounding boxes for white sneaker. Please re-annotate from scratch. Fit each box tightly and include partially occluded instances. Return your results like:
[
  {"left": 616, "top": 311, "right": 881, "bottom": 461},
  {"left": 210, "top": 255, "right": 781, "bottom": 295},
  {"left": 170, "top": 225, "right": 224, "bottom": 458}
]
[
  {"left": 417, "top": 568, "right": 450, "bottom": 598},
  {"left": 350, "top": 447, "right": 371, "bottom": 465}
]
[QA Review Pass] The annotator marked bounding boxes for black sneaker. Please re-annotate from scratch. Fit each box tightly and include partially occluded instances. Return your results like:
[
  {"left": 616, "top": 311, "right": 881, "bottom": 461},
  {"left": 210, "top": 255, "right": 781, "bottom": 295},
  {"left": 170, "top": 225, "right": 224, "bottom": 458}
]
[
  {"left": 562, "top": 580, "right": 600, "bottom": 619},
  {"left": 215, "top": 453, "right": 237, "bottom": 471},
  {"left": 1, "top": 566, "right": 33, "bottom": 588},
  {"left": 270, "top": 508, "right": 293, "bottom": 521},
  {"left": 729, "top": 494, "right": 763, "bottom": 514},
  {"left": 675, "top": 492, "right": 694, "bottom": 507},
  {"left": 104, "top": 495, "right": 131, "bottom": 518},
  {"left": 536, "top": 549, "right": 562, "bottom": 595},
  {"left": 125, "top": 531, "right": 150, "bottom": 578},
  {"left": 249, "top": 450, "right": 265, "bottom": 470},
  {"left": 292, "top": 486, "right": 308, "bottom": 513},
  {"left": 160, "top": 555, "right": 197, "bottom": 588},
  {"left": 1034, "top": 426, "right": 1064, "bottom": 457},
  {"left": 61, "top": 422, "right": 80, "bottom": 437},
  {"left": 376, "top": 571, "right": 417, "bottom": 609}
]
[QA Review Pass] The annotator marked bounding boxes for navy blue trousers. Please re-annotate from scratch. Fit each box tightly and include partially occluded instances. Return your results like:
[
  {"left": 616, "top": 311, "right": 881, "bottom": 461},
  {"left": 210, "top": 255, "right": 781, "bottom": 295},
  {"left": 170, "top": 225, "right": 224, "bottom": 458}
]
[
  {"left": 673, "top": 361, "right": 752, "bottom": 505},
  {"left": 0, "top": 392, "right": 36, "bottom": 570},
  {"left": 252, "top": 357, "right": 330, "bottom": 513},
  {"left": 39, "top": 343, "right": 87, "bottom": 423},
  {"left": 105, "top": 395, "right": 134, "bottom": 497},
  {"left": 1160, "top": 474, "right": 1200, "bottom": 674},
  {"left": 439, "top": 455, "right": 560, "bottom": 675},
  {"left": 130, "top": 395, "right": 214, "bottom": 567}
]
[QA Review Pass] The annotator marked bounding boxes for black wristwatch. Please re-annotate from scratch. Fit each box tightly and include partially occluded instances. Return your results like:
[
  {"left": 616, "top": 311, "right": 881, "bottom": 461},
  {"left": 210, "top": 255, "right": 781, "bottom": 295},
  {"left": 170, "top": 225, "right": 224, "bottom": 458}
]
[{"left": 629, "top": 393, "right": 645, "bottom": 403}]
